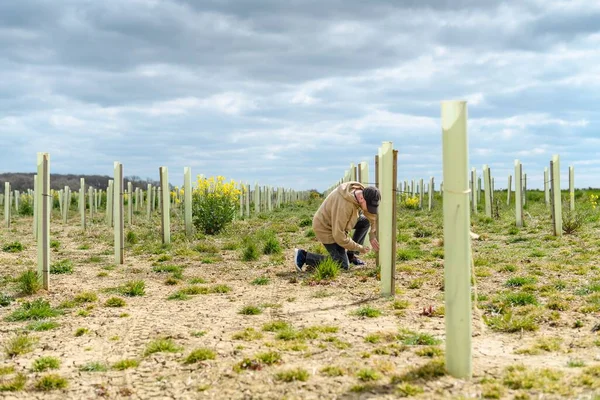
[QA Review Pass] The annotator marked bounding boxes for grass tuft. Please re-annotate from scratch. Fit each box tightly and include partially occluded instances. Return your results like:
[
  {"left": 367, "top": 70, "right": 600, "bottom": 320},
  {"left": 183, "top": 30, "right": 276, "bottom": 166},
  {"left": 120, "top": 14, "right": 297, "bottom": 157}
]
[
  {"left": 50, "top": 259, "right": 74, "bottom": 274},
  {"left": 275, "top": 368, "right": 309, "bottom": 382},
  {"left": 15, "top": 269, "right": 42, "bottom": 295},
  {"left": 312, "top": 258, "right": 340, "bottom": 281},
  {"left": 239, "top": 305, "right": 262, "bottom": 315},
  {"left": 251, "top": 276, "right": 270, "bottom": 285},
  {"left": 353, "top": 306, "right": 382, "bottom": 318},
  {"left": 119, "top": 280, "right": 145, "bottom": 296},
  {"left": 112, "top": 359, "right": 140, "bottom": 370},
  {"left": 32, "top": 356, "right": 60, "bottom": 372},
  {"left": 4, "top": 334, "right": 37, "bottom": 358},
  {"left": 144, "top": 338, "right": 182, "bottom": 356},
  {"left": 6, "top": 299, "right": 62, "bottom": 321},
  {"left": 183, "top": 348, "right": 216, "bottom": 364},
  {"left": 104, "top": 297, "right": 126, "bottom": 307}
]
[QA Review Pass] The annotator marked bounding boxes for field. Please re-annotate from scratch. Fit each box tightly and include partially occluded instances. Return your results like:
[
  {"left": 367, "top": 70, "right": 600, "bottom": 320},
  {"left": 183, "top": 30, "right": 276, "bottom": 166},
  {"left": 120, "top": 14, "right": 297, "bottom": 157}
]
[{"left": 1, "top": 190, "right": 600, "bottom": 399}]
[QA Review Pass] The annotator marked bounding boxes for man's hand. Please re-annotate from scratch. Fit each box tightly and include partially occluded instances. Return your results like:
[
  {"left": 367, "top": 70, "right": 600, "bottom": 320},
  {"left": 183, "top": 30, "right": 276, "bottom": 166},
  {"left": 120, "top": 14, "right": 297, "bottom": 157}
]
[
  {"left": 360, "top": 246, "right": 370, "bottom": 254},
  {"left": 370, "top": 238, "right": 380, "bottom": 252}
]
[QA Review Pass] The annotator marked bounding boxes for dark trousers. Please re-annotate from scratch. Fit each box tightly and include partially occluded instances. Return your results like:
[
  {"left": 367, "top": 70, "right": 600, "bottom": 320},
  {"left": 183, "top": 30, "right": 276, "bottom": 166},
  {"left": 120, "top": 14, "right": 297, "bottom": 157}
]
[{"left": 305, "top": 215, "right": 370, "bottom": 270}]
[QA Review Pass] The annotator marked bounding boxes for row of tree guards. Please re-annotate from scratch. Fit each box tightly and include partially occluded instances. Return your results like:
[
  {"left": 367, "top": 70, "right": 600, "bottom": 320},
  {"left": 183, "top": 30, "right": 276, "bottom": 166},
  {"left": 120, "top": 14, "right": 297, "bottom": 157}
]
[{"left": 325, "top": 101, "right": 580, "bottom": 380}]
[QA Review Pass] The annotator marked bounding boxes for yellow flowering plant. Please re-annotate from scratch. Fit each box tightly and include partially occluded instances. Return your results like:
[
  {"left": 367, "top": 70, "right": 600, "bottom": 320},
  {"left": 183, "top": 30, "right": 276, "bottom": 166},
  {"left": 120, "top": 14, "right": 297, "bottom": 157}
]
[
  {"left": 192, "top": 176, "right": 241, "bottom": 234},
  {"left": 590, "top": 194, "right": 598, "bottom": 209},
  {"left": 402, "top": 196, "right": 420, "bottom": 210}
]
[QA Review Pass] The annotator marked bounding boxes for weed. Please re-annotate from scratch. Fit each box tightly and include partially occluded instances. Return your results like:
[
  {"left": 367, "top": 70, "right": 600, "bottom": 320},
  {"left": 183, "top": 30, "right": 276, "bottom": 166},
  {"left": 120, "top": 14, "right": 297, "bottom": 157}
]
[
  {"left": 32, "top": 356, "right": 60, "bottom": 372},
  {"left": 484, "top": 310, "right": 539, "bottom": 332},
  {"left": 356, "top": 368, "right": 380, "bottom": 381},
  {"left": 392, "top": 358, "right": 446, "bottom": 383},
  {"left": 74, "top": 291, "right": 97, "bottom": 304},
  {"left": 74, "top": 327, "right": 89, "bottom": 337},
  {"left": 112, "top": 359, "right": 139, "bottom": 370},
  {"left": 189, "top": 277, "right": 207, "bottom": 284},
  {"left": 415, "top": 346, "right": 443, "bottom": 357},
  {"left": 396, "top": 382, "right": 424, "bottom": 397},
  {"left": 144, "top": 338, "right": 182, "bottom": 356},
  {"left": 2, "top": 242, "right": 23, "bottom": 253},
  {"left": 320, "top": 365, "right": 344, "bottom": 377},
  {"left": 396, "top": 247, "right": 423, "bottom": 261},
  {"left": 353, "top": 306, "right": 382, "bottom": 318},
  {"left": 239, "top": 305, "right": 262, "bottom": 315},
  {"left": 263, "top": 236, "right": 282, "bottom": 255},
  {"left": 180, "top": 285, "right": 210, "bottom": 295},
  {"left": 183, "top": 348, "right": 216, "bottom": 364},
  {"left": 505, "top": 276, "right": 537, "bottom": 287},
  {"left": 26, "top": 320, "right": 59, "bottom": 331},
  {"left": 312, "top": 290, "right": 332, "bottom": 298},
  {"left": 398, "top": 329, "right": 441, "bottom": 346},
  {"left": 275, "top": 368, "right": 309, "bottom": 382},
  {"left": 262, "top": 320, "right": 291, "bottom": 332},
  {"left": 120, "top": 280, "right": 145, "bottom": 296},
  {"left": 502, "top": 364, "right": 563, "bottom": 392},
  {"left": 15, "top": 269, "right": 42, "bottom": 295},
  {"left": 567, "top": 359, "right": 585, "bottom": 368},
  {"left": 252, "top": 276, "right": 270, "bottom": 285},
  {"left": 0, "top": 373, "right": 26, "bottom": 392},
  {"left": 167, "top": 291, "right": 190, "bottom": 301},
  {"left": 211, "top": 284, "right": 231, "bottom": 293},
  {"left": 50, "top": 259, "right": 74, "bottom": 274},
  {"left": 164, "top": 277, "right": 179, "bottom": 285},
  {"left": 232, "top": 328, "right": 263, "bottom": 341},
  {"left": 6, "top": 299, "right": 62, "bottom": 321},
  {"left": 34, "top": 374, "right": 68, "bottom": 391},
  {"left": 79, "top": 362, "right": 107, "bottom": 372},
  {"left": 104, "top": 297, "right": 126, "bottom": 307},
  {"left": 312, "top": 258, "right": 340, "bottom": 281},
  {"left": 242, "top": 243, "right": 260, "bottom": 261},
  {"left": 408, "top": 278, "right": 424, "bottom": 289},
  {"left": 4, "top": 334, "right": 37, "bottom": 357},
  {"left": 0, "top": 293, "right": 13, "bottom": 307},
  {"left": 125, "top": 231, "right": 138, "bottom": 244}
]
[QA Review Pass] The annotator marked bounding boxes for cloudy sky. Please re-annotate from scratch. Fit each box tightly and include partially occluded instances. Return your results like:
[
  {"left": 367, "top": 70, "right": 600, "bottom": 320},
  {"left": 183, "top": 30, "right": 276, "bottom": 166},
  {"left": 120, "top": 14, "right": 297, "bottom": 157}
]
[{"left": 1, "top": 0, "right": 599, "bottom": 190}]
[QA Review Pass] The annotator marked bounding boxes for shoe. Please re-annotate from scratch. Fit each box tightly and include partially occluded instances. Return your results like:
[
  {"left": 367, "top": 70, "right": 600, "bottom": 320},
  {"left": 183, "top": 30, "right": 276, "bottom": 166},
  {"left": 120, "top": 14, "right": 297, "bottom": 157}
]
[
  {"left": 349, "top": 257, "right": 365, "bottom": 266},
  {"left": 294, "top": 248, "right": 305, "bottom": 272}
]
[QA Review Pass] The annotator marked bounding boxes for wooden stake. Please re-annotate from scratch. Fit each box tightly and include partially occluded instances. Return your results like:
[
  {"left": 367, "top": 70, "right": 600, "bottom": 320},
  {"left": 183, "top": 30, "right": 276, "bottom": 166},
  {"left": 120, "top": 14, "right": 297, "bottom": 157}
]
[
  {"left": 507, "top": 175, "right": 512, "bottom": 206},
  {"left": 147, "top": 184, "right": 152, "bottom": 220},
  {"left": 128, "top": 181, "right": 133, "bottom": 225},
  {"left": 544, "top": 167, "right": 550, "bottom": 207},
  {"left": 4, "top": 182, "right": 10, "bottom": 228},
  {"left": 441, "top": 100, "right": 472, "bottom": 379},
  {"left": 33, "top": 175, "right": 38, "bottom": 238},
  {"left": 483, "top": 165, "right": 492, "bottom": 218},
  {"left": 428, "top": 177, "right": 434, "bottom": 211},
  {"left": 515, "top": 160, "right": 523, "bottom": 228},
  {"left": 471, "top": 168, "right": 477, "bottom": 214},
  {"left": 80, "top": 178, "right": 86, "bottom": 230},
  {"left": 569, "top": 166, "right": 575, "bottom": 211}
]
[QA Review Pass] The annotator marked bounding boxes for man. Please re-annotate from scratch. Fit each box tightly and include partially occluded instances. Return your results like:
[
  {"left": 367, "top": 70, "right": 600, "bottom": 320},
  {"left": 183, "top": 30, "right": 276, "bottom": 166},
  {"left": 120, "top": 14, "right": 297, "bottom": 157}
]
[{"left": 294, "top": 182, "right": 380, "bottom": 271}]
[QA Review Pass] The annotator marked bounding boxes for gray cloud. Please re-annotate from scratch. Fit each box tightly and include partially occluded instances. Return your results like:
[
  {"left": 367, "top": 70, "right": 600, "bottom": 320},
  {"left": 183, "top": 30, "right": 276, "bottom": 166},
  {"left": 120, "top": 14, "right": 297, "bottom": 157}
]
[{"left": 0, "top": 0, "right": 598, "bottom": 189}]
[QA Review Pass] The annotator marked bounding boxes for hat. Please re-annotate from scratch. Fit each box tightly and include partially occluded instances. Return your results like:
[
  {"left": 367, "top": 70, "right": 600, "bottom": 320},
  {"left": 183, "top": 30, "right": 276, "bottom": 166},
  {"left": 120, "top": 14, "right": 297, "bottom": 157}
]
[{"left": 363, "top": 186, "right": 381, "bottom": 214}]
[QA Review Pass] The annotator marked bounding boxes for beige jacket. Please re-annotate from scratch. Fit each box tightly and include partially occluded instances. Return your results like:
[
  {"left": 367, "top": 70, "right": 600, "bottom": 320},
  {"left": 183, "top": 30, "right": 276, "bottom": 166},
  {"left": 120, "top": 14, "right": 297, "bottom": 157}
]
[{"left": 312, "top": 182, "right": 377, "bottom": 252}]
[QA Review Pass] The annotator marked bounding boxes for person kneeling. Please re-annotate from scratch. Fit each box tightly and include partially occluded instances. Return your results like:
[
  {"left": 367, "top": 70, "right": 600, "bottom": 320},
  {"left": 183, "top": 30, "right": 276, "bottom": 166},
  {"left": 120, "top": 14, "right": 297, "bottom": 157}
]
[{"left": 294, "top": 182, "right": 380, "bottom": 271}]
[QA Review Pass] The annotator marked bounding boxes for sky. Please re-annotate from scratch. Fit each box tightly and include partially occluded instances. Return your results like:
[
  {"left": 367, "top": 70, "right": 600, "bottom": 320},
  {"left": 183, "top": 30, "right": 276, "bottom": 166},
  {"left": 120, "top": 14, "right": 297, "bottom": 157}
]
[{"left": 1, "top": 0, "right": 599, "bottom": 191}]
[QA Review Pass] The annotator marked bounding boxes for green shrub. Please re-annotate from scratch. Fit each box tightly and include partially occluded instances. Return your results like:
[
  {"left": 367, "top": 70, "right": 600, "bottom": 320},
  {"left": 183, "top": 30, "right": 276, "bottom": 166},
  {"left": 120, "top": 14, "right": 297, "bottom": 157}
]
[
  {"left": 239, "top": 305, "right": 262, "bottom": 315},
  {"left": 120, "top": 280, "right": 145, "bottom": 296},
  {"left": 192, "top": 176, "right": 240, "bottom": 234},
  {"left": 2, "top": 242, "right": 23, "bottom": 253},
  {"left": 104, "top": 297, "right": 126, "bottom": 307},
  {"left": 0, "top": 293, "right": 14, "bottom": 307},
  {"left": 4, "top": 334, "right": 37, "bottom": 357},
  {"left": 263, "top": 236, "right": 282, "bottom": 255},
  {"left": 6, "top": 299, "right": 62, "bottom": 321},
  {"left": 50, "top": 240, "right": 60, "bottom": 250},
  {"left": 32, "top": 356, "right": 60, "bottom": 372},
  {"left": 125, "top": 231, "right": 138, "bottom": 244},
  {"left": 16, "top": 269, "right": 42, "bottom": 295},
  {"left": 313, "top": 258, "right": 340, "bottom": 281},
  {"left": 353, "top": 306, "right": 382, "bottom": 318},
  {"left": 252, "top": 277, "right": 270, "bottom": 285},
  {"left": 275, "top": 368, "right": 309, "bottom": 382},
  {"left": 19, "top": 197, "right": 34, "bottom": 216},
  {"left": 73, "top": 291, "right": 97, "bottom": 304},
  {"left": 34, "top": 374, "right": 68, "bottom": 391},
  {"left": 50, "top": 259, "right": 74, "bottom": 274},
  {"left": 242, "top": 242, "right": 260, "bottom": 261},
  {"left": 183, "top": 348, "right": 216, "bottom": 364},
  {"left": 112, "top": 359, "right": 139, "bottom": 370},
  {"left": 144, "top": 338, "right": 182, "bottom": 356},
  {"left": 0, "top": 373, "right": 26, "bottom": 392}
]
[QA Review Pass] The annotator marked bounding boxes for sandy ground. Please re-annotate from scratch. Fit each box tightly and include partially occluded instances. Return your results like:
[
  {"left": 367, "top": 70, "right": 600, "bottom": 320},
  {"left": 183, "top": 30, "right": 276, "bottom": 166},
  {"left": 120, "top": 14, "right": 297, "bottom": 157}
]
[{"left": 0, "top": 209, "right": 599, "bottom": 399}]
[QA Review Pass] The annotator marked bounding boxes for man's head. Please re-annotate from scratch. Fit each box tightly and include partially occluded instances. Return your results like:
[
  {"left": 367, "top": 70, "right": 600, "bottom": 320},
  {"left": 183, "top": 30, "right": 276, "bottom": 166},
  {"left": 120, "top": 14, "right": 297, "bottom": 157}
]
[{"left": 355, "top": 186, "right": 381, "bottom": 214}]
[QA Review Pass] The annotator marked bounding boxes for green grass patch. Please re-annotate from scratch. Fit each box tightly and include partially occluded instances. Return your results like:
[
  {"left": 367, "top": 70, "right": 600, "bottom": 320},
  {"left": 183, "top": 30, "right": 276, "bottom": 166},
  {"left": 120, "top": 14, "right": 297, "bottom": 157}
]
[
  {"left": 31, "top": 356, "right": 60, "bottom": 372},
  {"left": 5, "top": 299, "right": 62, "bottom": 321},
  {"left": 183, "top": 348, "right": 216, "bottom": 364},
  {"left": 26, "top": 320, "right": 59, "bottom": 331},
  {"left": 0, "top": 373, "right": 26, "bottom": 392},
  {"left": 239, "top": 305, "right": 262, "bottom": 315},
  {"left": 356, "top": 368, "right": 380, "bottom": 382},
  {"left": 242, "top": 242, "right": 260, "bottom": 261},
  {"left": 251, "top": 276, "right": 270, "bottom": 285},
  {"left": 262, "top": 320, "right": 291, "bottom": 332},
  {"left": 211, "top": 284, "right": 231, "bottom": 293},
  {"left": 275, "top": 368, "right": 309, "bottom": 382},
  {"left": 2, "top": 242, "right": 23, "bottom": 253},
  {"left": 352, "top": 306, "right": 382, "bottom": 318},
  {"left": 50, "top": 259, "right": 74, "bottom": 274},
  {"left": 104, "top": 297, "right": 126, "bottom": 307},
  {"left": 4, "top": 334, "right": 37, "bottom": 357},
  {"left": 232, "top": 328, "right": 263, "bottom": 341},
  {"left": 119, "top": 280, "right": 145, "bottom": 296},
  {"left": 15, "top": 269, "right": 42, "bottom": 295},
  {"left": 398, "top": 329, "right": 441, "bottom": 346},
  {"left": 312, "top": 258, "right": 340, "bottom": 281},
  {"left": 144, "top": 338, "right": 182, "bottom": 356},
  {"left": 112, "top": 359, "right": 140, "bottom": 370},
  {"left": 504, "top": 276, "right": 537, "bottom": 287},
  {"left": 263, "top": 236, "right": 282, "bottom": 255},
  {"left": 79, "top": 362, "right": 107, "bottom": 372},
  {"left": 34, "top": 374, "right": 68, "bottom": 391},
  {"left": 74, "top": 327, "right": 89, "bottom": 337}
]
